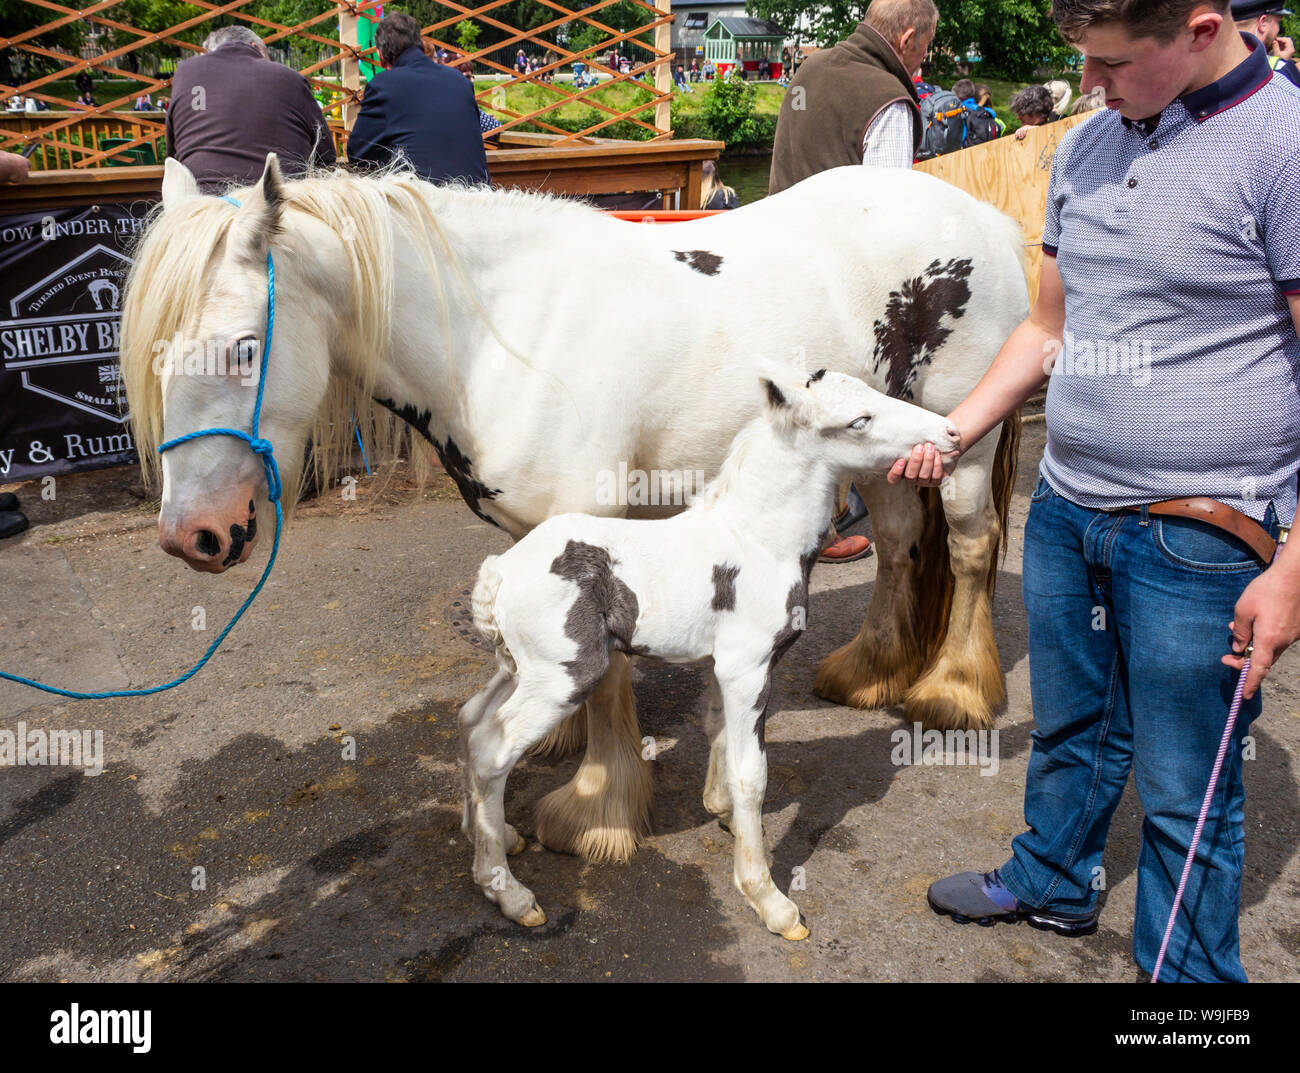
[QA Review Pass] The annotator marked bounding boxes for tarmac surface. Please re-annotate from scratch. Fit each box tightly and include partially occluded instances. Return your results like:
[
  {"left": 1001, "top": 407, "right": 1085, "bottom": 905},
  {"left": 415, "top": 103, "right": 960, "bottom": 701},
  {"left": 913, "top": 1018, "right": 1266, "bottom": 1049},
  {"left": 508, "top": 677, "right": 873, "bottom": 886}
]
[{"left": 1, "top": 420, "right": 1297, "bottom": 982}]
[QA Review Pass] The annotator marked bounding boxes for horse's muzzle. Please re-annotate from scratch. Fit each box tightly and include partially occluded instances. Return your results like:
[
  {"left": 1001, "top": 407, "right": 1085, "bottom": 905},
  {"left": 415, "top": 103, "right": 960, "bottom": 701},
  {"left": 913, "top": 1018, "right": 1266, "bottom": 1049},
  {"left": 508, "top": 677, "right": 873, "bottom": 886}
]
[{"left": 159, "top": 499, "right": 258, "bottom": 573}]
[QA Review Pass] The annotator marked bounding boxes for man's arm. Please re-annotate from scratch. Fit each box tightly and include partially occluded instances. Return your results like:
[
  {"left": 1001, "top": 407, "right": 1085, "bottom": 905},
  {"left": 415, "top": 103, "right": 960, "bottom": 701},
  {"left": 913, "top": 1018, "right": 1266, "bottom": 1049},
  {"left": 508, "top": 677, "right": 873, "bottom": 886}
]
[
  {"left": 862, "top": 101, "right": 914, "bottom": 168},
  {"left": 887, "top": 252, "right": 1066, "bottom": 484},
  {"left": 344, "top": 81, "right": 389, "bottom": 167},
  {"left": 1224, "top": 291, "right": 1300, "bottom": 698}
]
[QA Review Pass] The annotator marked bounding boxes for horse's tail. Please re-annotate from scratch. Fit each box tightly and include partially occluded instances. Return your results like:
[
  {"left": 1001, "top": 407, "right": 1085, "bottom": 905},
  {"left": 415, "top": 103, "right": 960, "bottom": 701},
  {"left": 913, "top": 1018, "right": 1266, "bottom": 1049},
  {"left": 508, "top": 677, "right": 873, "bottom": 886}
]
[
  {"left": 913, "top": 411, "right": 1020, "bottom": 665},
  {"left": 471, "top": 555, "right": 516, "bottom": 673}
]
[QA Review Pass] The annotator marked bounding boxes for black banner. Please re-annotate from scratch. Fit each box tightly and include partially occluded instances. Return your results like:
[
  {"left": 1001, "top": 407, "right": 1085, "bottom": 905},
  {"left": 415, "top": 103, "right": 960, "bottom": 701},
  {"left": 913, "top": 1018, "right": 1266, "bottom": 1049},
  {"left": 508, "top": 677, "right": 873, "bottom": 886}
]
[{"left": 0, "top": 203, "right": 153, "bottom": 482}]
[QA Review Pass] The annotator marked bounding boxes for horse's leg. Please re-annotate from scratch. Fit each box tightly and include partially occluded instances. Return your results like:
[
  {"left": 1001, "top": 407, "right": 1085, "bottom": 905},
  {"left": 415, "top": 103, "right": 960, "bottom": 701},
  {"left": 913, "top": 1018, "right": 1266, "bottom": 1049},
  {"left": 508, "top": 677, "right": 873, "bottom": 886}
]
[
  {"left": 458, "top": 666, "right": 522, "bottom": 851},
  {"left": 533, "top": 651, "right": 653, "bottom": 862},
  {"left": 903, "top": 446, "right": 1005, "bottom": 731},
  {"left": 815, "top": 476, "right": 926, "bottom": 708},
  {"left": 463, "top": 678, "right": 572, "bottom": 926},
  {"left": 701, "top": 671, "right": 732, "bottom": 828},
  {"left": 716, "top": 662, "right": 807, "bottom": 940},
  {"left": 527, "top": 702, "right": 587, "bottom": 759}
]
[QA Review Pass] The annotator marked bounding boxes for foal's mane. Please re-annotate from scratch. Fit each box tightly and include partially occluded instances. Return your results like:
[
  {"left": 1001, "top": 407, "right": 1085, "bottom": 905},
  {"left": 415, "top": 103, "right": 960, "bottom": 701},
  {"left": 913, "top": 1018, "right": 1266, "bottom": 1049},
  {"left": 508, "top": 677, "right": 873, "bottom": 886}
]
[
  {"left": 121, "top": 166, "right": 584, "bottom": 511},
  {"left": 690, "top": 411, "right": 779, "bottom": 509}
]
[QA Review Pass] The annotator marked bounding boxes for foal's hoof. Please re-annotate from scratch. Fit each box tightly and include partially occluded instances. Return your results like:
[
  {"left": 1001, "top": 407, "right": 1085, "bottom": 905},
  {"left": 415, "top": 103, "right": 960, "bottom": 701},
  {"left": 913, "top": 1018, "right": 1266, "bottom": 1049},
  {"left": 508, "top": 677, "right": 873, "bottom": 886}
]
[
  {"left": 518, "top": 903, "right": 547, "bottom": 927},
  {"left": 508, "top": 833, "right": 527, "bottom": 856},
  {"left": 782, "top": 921, "right": 810, "bottom": 942}
]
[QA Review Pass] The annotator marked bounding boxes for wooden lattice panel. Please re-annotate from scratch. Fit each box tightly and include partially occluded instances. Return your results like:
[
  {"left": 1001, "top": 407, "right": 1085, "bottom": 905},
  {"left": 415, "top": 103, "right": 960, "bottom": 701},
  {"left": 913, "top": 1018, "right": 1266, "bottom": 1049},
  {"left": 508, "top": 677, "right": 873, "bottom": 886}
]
[{"left": 1, "top": 0, "right": 673, "bottom": 168}]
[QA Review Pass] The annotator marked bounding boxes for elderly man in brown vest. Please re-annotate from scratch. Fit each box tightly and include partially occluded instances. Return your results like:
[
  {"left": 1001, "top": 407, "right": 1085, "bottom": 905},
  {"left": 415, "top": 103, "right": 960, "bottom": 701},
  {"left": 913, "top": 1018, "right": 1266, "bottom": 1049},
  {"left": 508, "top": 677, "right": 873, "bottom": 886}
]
[
  {"left": 770, "top": 0, "right": 936, "bottom": 193},
  {"left": 769, "top": 0, "right": 938, "bottom": 562}
]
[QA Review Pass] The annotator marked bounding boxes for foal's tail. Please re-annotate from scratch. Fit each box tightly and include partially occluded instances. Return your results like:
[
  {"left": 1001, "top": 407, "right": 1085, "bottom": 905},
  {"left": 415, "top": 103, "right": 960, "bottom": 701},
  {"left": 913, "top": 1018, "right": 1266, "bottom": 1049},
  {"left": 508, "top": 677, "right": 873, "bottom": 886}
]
[
  {"left": 472, "top": 555, "right": 516, "bottom": 673},
  {"left": 913, "top": 411, "right": 1021, "bottom": 664}
]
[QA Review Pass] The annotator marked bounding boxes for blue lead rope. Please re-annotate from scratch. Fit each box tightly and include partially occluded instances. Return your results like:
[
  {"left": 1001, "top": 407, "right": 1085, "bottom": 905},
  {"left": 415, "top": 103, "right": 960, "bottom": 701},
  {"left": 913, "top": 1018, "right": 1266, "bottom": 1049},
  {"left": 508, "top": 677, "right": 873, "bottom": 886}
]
[{"left": 0, "top": 195, "right": 285, "bottom": 700}]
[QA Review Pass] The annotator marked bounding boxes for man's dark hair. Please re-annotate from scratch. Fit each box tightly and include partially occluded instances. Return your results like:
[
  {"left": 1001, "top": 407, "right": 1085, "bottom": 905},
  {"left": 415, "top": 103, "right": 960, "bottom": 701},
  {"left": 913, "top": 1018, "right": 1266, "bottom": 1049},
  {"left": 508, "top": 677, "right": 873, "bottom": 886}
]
[
  {"left": 1051, "top": 0, "right": 1231, "bottom": 43},
  {"left": 1009, "top": 84, "right": 1054, "bottom": 118},
  {"left": 375, "top": 11, "right": 423, "bottom": 66},
  {"left": 952, "top": 77, "right": 976, "bottom": 100}
]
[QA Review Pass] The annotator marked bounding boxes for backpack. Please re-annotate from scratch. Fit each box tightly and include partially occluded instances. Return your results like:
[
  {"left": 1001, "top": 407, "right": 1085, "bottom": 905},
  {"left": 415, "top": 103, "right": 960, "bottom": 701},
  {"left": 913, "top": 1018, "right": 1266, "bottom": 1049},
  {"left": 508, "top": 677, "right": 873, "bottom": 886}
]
[
  {"left": 916, "top": 89, "right": 965, "bottom": 160},
  {"left": 962, "top": 104, "right": 999, "bottom": 148}
]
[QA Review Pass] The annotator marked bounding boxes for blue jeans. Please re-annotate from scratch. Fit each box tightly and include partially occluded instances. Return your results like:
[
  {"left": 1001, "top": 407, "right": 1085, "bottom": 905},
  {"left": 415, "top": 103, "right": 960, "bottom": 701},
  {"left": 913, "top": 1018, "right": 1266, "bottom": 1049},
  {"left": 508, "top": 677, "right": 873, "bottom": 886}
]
[{"left": 999, "top": 471, "right": 1278, "bottom": 982}]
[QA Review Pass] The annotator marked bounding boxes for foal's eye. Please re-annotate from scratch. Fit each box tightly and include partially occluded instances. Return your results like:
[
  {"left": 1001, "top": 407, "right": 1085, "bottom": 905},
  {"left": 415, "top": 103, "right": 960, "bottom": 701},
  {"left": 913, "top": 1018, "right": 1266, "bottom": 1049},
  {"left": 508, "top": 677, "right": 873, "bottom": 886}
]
[{"left": 849, "top": 416, "right": 871, "bottom": 431}]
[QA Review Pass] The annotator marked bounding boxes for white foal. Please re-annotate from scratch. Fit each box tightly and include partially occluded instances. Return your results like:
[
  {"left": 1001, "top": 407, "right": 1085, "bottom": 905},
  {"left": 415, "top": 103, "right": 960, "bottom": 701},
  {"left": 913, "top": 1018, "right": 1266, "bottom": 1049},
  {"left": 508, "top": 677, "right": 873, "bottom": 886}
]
[{"left": 459, "top": 368, "right": 959, "bottom": 938}]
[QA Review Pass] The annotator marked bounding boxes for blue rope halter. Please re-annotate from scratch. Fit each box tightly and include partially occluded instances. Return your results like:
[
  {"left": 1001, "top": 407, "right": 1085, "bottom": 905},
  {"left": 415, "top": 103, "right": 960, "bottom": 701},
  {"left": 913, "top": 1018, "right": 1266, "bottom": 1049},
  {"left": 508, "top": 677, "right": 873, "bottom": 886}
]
[{"left": 0, "top": 195, "right": 285, "bottom": 699}]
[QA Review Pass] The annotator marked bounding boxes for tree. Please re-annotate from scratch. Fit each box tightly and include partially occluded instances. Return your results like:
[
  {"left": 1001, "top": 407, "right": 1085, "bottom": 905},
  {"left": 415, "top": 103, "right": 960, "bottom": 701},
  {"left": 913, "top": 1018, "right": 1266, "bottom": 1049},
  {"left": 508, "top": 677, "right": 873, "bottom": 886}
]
[
  {"left": 744, "top": 0, "right": 1077, "bottom": 80},
  {"left": 455, "top": 19, "right": 480, "bottom": 54}
]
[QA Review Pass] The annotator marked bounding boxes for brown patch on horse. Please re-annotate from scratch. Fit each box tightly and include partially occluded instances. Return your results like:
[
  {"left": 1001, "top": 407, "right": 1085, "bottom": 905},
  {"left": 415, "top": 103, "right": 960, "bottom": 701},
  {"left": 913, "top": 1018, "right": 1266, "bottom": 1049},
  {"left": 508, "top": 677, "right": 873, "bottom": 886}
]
[
  {"left": 672, "top": 249, "right": 723, "bottom": 276},
  {"left": 871, "top": 258, "right": 973, "bottom": 400}
]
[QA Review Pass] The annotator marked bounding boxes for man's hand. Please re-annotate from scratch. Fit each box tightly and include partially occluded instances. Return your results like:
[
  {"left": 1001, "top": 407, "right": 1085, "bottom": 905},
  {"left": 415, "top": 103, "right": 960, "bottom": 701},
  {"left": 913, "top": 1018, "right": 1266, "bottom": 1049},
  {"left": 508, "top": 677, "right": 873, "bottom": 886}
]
[
  {"left": 886, "top": 441, "right": 960, "bottom": 487},
  {"left": 1275, "top": 35, "right": 1295, "bottom": 60},
  {"left": 0, "top": 150, "right": 30, "bottom": 184},
  {"left": 1223, "top": 564, "right": 1300, "bottom": 699}
]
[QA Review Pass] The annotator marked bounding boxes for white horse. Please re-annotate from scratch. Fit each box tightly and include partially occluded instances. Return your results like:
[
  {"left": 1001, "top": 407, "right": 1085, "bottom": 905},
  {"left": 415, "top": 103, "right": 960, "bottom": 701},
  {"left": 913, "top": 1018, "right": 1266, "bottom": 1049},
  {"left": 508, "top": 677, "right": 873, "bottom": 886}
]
[
  {"left": 121, "top": 154, "right": 1027, "bottom": 864},
  {"left": 461, "top": 368, "right": 959, "bottom": 937}
]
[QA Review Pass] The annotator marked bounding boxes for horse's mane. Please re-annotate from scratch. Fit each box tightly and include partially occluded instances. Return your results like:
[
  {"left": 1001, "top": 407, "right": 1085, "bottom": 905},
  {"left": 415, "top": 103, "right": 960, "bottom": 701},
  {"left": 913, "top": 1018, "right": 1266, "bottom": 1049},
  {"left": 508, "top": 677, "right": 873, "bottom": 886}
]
[{"left": 120, "top": 165, "right": 590, "bottom": 512}]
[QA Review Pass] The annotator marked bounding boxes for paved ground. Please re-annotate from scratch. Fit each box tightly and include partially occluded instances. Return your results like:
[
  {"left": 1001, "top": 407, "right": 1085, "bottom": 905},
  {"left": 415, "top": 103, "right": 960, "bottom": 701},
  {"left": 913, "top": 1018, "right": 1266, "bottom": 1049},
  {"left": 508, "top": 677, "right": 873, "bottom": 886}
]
[{"left": 1, "top": 421, "right": 1297, "bottom": 982}]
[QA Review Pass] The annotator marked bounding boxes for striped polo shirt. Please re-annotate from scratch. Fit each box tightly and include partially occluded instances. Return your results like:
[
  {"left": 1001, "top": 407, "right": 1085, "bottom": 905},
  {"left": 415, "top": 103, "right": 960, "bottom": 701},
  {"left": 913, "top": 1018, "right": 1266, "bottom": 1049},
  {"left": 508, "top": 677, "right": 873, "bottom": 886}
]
[{"left": 1039, "top": 34, "right": 1300, "bottom": 524}]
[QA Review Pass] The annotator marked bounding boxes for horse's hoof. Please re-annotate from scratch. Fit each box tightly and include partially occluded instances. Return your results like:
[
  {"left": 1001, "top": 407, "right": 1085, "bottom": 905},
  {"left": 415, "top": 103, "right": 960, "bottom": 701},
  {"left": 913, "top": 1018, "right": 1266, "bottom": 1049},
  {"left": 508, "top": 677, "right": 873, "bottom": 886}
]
[
  {"left": 782, "top": 921, "right": 810, "bottom": 941},
  {"left": 518, "top": 904, "right": 547, "bottom": 927},
  {"left": 508, "top": 834, "right": 526, "bottom": 855}
]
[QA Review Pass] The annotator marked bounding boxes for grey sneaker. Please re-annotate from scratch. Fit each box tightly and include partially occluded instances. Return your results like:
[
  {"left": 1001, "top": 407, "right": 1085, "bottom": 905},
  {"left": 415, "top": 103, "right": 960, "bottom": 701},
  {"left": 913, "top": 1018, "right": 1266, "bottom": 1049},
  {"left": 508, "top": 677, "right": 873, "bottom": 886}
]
[{"left": 927, "top": 869, "right": 1099, "bottom": 937}]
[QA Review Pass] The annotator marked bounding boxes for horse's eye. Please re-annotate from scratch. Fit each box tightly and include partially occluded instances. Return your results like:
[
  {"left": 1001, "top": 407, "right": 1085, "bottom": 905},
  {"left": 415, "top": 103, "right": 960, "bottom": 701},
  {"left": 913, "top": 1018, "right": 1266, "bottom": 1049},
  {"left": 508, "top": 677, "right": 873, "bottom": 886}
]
[
  {"left": 849, "top": 416, "right": 871, "bottom": 431},
  {"left": 233, "top": 337, "right": 258, "bottom": 370}
]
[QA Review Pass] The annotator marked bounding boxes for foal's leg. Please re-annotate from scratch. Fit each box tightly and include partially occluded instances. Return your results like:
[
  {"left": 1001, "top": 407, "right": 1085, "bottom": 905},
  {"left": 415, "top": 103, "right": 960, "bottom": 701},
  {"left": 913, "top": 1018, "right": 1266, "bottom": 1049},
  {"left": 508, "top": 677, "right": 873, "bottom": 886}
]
[
  {"left": 815, "top": 477, "right": 926, "bottom": 708},
  {"left": 463, "top": 679, "right": 572, "bottom": 926},
  {"left": 458, "top": 667, "right": 524, "bottom": 853},
  {"left": 701, "top": 671, "right": 732, "bottom": 828},
  {"left": 533, "top": 652, "right": 653, "bottom": 861},
  {"left": 716, "top": 661, "right": 807, "bottom": 941},
  {"left": 904, "top": 443, "right": 1005, "bottom": 731}
]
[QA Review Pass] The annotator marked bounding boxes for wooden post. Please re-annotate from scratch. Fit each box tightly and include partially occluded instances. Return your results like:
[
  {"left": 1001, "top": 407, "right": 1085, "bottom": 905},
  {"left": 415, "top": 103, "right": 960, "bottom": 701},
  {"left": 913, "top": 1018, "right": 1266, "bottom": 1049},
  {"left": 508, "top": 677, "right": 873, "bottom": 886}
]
[
  {"left": 339, "top": 4, "right": 361, "bottom": 131},
  {"left": 655, "top": 0, "right": 672, "bottom": 134}
]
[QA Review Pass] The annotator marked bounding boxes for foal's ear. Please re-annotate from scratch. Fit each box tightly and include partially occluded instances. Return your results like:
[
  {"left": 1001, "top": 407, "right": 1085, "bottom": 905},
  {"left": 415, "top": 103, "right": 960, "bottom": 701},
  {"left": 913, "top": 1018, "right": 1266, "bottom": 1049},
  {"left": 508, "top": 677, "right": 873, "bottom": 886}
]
[
  {"left": 228, "top": 153, "right": 285, "bottom": 263},
  {"left": 162, "top": 157, "right": 200, "bottom": 206},
  {"left": 758, "top": 371, "right": 814, "bottom": 427}
]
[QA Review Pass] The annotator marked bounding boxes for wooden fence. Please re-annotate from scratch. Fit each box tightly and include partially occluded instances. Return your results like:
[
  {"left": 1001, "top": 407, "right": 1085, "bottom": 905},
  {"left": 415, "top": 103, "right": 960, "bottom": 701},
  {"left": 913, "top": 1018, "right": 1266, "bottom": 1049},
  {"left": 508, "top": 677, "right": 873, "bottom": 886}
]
[
  {"left": 2, "top": 0, "right": 676, "bottom": 168},
  {"left": 915, "top": 111, "right": 1096, "bottom": 304}
]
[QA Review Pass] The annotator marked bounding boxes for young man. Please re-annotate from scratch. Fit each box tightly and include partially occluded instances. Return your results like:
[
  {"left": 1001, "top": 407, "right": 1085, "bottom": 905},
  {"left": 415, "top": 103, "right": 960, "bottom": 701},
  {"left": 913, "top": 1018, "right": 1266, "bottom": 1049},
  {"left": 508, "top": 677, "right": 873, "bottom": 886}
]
[{"left": 901, "top": 0, "right": 1300, "bottom": 982}]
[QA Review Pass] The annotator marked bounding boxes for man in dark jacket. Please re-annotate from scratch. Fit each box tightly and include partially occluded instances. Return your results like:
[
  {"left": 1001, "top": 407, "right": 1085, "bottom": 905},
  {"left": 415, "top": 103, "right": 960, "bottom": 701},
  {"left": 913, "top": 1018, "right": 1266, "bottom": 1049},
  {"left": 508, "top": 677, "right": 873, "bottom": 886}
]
[
  {"left": 346, "top": 12, "right": 489, "bottom": 186},
  {"left": 165, "top": 26, "right": 335, "bottom": 193}
]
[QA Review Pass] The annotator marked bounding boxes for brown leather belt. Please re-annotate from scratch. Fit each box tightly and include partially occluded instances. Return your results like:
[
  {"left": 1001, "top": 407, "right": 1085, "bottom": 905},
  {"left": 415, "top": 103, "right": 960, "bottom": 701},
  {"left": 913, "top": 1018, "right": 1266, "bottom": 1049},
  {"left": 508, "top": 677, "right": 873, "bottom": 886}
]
[{"left": 1119, "top": 497, "right": 1276, "bottom": 565}]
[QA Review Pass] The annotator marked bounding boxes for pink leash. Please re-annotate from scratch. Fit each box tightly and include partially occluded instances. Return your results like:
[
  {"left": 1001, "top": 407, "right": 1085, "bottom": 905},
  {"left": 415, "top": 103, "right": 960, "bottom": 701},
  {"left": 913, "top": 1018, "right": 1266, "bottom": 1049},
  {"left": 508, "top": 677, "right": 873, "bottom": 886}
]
[{"left": 1150, "top": 525, "right": 1288, "bottom": 983}]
